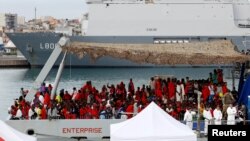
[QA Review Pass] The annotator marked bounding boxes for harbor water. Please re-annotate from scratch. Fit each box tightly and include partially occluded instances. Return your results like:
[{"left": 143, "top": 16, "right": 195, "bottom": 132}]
[{"left": 0, "top": 67, "right": 238, "bottom": 120}]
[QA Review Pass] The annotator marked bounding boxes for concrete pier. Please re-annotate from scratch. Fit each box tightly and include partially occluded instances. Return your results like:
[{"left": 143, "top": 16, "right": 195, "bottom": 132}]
[{"left": 0, "top": 56, "right": 29, "bottom": 68}]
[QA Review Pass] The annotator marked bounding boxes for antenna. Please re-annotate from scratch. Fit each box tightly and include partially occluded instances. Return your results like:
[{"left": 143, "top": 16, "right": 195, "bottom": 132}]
[{"left": 35, "top": 7, "right": 37, "bottom": 23}]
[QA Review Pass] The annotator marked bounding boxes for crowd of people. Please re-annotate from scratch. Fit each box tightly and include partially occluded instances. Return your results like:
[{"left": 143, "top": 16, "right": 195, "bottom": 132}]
[{"left": 8, "top": 69, "right": 248, "bottom": 132}]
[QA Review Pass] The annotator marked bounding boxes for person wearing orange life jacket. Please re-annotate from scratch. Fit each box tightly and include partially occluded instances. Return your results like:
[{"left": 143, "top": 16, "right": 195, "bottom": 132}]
[
  {"left": 202, "top": 83, "right": 210, "bottom": 104},
  {"left": 217, "top": 69, "right": 223, "bottom": 84},
  {"left": 168, "top": 78, "right": 176, "bottom": 101},
  {"left": 48, "top": 84, "right": 53, "bottom": 94},
  {"left": 128, "top": 78, "right": 135, "bottom": 95},
  {"left": 126, "top": 103, "right": 134, "bottom": 119},
  {"left": 41, "top": 105, "right": 47, "bottom": 120},
  {"left": 155, "top": 79, "right": 163, "bottom": 99},
  {"left": 222, "top": 82, "right": 228, "bottom": 94},
  {"left": 43, "top": 92, "right": 50, "bottom": 106},
  {"left": 63, "top": 91, "right": 71, "bottom": 101},
  {"left": 141, "top": 86, "right": 148, "bottom": 104},
  {"left": 135, "top": 87, "right": 141, "bottom": 102},
  {"left": 79, "top": 106, "right": 86, "bottom": 119},
  {"left": 90, "top": 105, "right": 99, "bottom": 119}
]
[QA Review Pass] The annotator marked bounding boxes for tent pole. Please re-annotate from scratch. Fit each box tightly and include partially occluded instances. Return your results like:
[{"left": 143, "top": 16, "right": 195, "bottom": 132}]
[
  {"left": 196, "top": 92, "right": 202, "bottom": 138},
  {"left": 232, "top": 68, "right": 235, "bottom": 89}
]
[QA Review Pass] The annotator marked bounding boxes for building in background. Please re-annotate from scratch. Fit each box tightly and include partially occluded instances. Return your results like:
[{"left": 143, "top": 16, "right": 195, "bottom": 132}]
[
  {"left": 0, "top": 13, "right": 18, "bottom": 32},
  {"left": 40, "top": 16, "right": 54, "bottom": 22},
  {"left": 55, "top": 19, "right": 82, "bottom": 36},
  {"left": 0, "top": 36, "right": 4, "bottom": 55},
  {"left": 81, "top": 13, "right": 88, "bottom": 35},
  {"left": 0, "top": 26, "right": 3, "bottom": 33},
  {"left": 4, "top": 40, "right": 17, "bottom": 55},
  {"left": 55, "top": 25, "right": 73, "bottom": 36},
  {"left": 17, "top": 16, "right": 25, "bottom": 25}
]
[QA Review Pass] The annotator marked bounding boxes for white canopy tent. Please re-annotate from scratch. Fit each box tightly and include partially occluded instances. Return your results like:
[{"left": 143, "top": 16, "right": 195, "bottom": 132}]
[
  {"left": 0, "top": 120, "right": 37, "bottom": 141},
  {"left": 111, "top": 102, "right": 197, "bottom": 141}
]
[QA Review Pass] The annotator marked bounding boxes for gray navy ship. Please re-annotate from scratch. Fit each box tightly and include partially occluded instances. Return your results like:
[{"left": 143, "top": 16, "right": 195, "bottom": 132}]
[{"left": 6, "top": 0, "right": 250, "bottom": 67}]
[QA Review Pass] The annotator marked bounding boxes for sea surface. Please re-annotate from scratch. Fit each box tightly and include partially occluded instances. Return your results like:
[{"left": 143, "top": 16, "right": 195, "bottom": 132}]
[{"left": 0, "top": 67, "right": 238, "bottom": 120}]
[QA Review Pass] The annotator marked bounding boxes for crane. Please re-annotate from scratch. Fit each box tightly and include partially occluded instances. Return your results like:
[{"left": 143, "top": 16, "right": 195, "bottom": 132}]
[{"left": 26, "top": 36, "right": 70, "bottom": 101}]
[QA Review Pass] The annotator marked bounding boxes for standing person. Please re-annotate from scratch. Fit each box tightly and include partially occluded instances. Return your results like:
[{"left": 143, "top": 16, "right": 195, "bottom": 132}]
[
  {"left": 193, "top": 80, "right": 199, "bottom": 98},
  {"left": 183, "top": 108, "right": 193, "bottom": 130},
  {"left": 155, "top": 78, "right": 163, "bottom": 99},
  {"left": 168, "top": 79, "right": 176, "bottom": 101},
  {"left": 126, "top": 103, "right": 134, "bottom": 119},
  {"left": 203, "top": 106, "right": 212, "bottom": 136},
  {"left": 217, "top": 69, "right": 224, "bottom": 84},
  {"left": 202, "top": 83, "right": 210, "bottom": 104},
  {"left": 212, "top": 69, "right": 218, "bottom": 85},
  {"left": 180, "top": 79, "right": 186, "bottom": 101},
  {"left": 227, "top": 104, "right": 237, "bottom": 125},
  {"left": 48, "top": 84, "right": 53, "bottom": 94},
  {"left": 223, "top": 92, "right": 235, "bottom": 118},
  {"left": 15, "top": 106, "right": 23, "bottom": 120},
  {"left": 133, "top": 102, "right": 138, "bottom": 116},
  {"left": 99, "top": 110, "right": 106, "bottom": 119},
  {"left": 149, "top": 77, "right": 155, "bottom": 92},
  {"left": 71, "top": 87, "right": 77, "bottom": 101},
  {"left": 176, "top": 80, "right": 182, "bottom": 103},
  {"left": 185, "top": 79, "right": 193, "bottom": 101},
  {"left": 20, "top": 88, "right": 28, "bottom": 98},
  {"left": 208, "top": 83, "right": 215, "bottom": 104},
  {"left": 237, "top": 105, "right": 246, "bottom": 125},
  {"left": 213, "top": 105, "right": 222, "bottom": 125},
  {"left": 28, "top": 107, "right": 34, "bottom": 120},
  {"left": 40, "top": 82, "right": 46, "bottom": 94},
  {"left": 128, "top": 78, "right": 135, "bottom": 95}
]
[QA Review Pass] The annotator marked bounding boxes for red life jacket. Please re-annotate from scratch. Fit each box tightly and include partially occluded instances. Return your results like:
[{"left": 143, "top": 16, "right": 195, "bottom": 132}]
[
  {"left": 168, "top": 82, "right": 175, "bottom": 99},
  {"left": 44, "top": 93, "right": 50, "bottom": 106},
  {"left": 126, "top": 105, "right": 134, "bottom": 119},
  {"left": 41, "top": 107, "right": 47, "bottom": 120}
]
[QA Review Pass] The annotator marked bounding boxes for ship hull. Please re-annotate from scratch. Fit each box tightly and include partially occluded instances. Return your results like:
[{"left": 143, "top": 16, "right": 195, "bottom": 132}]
[
  {"left": 6, "top": 32, "right": 249, "bottom": 67},
  {"left": 5, "top": 1, "right": 250, "bottom": 67}
]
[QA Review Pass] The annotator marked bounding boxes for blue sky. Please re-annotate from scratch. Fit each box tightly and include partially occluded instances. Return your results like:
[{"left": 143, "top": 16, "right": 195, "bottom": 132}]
[{"left": 0, "top": 0, "right": 88, "bottom": 20}]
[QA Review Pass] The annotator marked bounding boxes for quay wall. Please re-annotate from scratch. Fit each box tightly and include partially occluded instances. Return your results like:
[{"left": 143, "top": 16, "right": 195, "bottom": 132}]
[{"left": 0, "top": 56, "right": 29, "bottom": 67}]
